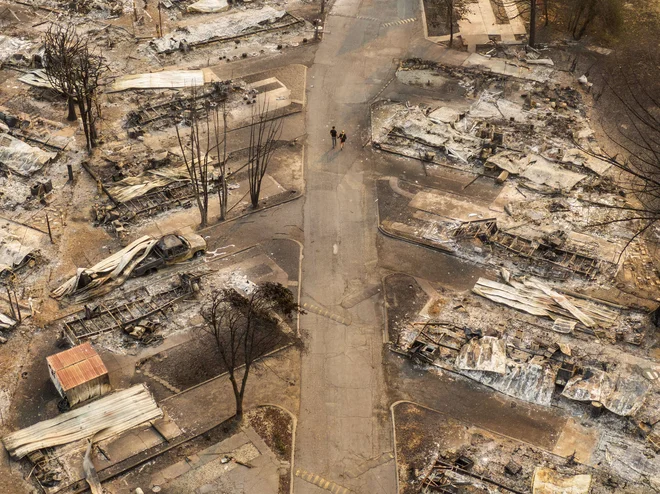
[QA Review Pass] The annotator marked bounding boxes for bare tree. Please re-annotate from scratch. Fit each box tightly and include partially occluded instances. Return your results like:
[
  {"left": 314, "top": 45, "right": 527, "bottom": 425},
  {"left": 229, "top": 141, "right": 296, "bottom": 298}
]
[
  {"left": 44, "top": 24, "right": 107, "bottom": 152},
  {"left": 175, "top": 87, "right": 213, "bottom": 227},
  {"left": 490, "top": 0, "right": 538, "bottom": 46},
  {"left": 212, "top": 102, "right": 229, "bottom": 221},
  {"left": 200, "top": 282, "right": 300, "bottom": 419},
  {"left": 440, "top": 0, "right": 471, "bottom": 48},
  {"left": 578, "top": 51, "right": 660, "bottom": 254},
  {"left": 70, "top": 43, "right": 106, "bottom": 153},
  {"left": 175, "top": 87, "right": 231, "bottom": 225},
  {"left": 247, "top": 99, "right": 283, "bottom": 208},
  {"left": 43, "top": 24, "right": 81, "bottom": 122}
]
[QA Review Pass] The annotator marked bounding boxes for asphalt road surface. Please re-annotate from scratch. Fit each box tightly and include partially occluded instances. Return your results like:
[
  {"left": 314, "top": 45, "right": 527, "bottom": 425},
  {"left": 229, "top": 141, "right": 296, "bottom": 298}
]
[{"left": 295, "top": 1, "right": 429, "bottom": 491}]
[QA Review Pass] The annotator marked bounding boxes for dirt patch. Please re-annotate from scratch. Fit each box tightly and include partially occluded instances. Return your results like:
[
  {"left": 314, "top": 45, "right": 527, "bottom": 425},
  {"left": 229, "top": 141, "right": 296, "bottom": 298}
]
[
  {"left": 245, "top": 406, "right": 293, "bottom": 494},
  {"left": 5, "top": 329, "right": 61, "bottom": 430},
  {"left": 383, "top": 274, "right": 428, "bottom": 345},
  {"left": 393, "top": 402, "right": 637, "bottom": 494},
  {"left": 376, "top": 178, "right": 424, "bottom": 226},
  {"left": 489, "top": 0, "right": 510, "bottom": 24},
  {"left": 141, "top": 326, "right": 291, "bottom": 394}
]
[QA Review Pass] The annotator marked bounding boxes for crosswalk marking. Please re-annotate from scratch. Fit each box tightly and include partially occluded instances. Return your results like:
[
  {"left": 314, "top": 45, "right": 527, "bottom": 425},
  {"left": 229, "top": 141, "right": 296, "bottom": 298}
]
[
  {"left": 329, "top": 12, "right": 380, "bottom": 22},
  {"left": 301, "top": 302, "right": 351, "bottom": 325},
  {"left": 328, "top": 13, "right": 417, "bottom": 26},
  {"left": 346, "top": 451, "right": 395, "bottom": 478},
  {"left": 382, "top": 17, "right": 417, "bottom": 27},
  {"left": 295, "top": 469, "right": 351, "bottom": 493},
  {"left": 645, "top": 370, "right": 659, "bottom": 380}
]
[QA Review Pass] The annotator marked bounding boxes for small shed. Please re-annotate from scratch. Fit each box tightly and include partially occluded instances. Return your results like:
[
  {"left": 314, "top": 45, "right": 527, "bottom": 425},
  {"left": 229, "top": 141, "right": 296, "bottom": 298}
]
[{"left": 46, "top": 342, "right": 111, "bottom": 407}]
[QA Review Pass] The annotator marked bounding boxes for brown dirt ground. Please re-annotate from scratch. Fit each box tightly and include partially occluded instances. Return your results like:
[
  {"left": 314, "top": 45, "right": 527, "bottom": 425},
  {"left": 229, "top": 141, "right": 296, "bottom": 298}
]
[
  {"left": 383, "top": 273, "right": 428, "bottom": 345},
  {"left": 138, "top": 323, "right": 291, "bottom": 396},
  {"left": 246, "top": 405, "right": 294, "bottom": 494}
]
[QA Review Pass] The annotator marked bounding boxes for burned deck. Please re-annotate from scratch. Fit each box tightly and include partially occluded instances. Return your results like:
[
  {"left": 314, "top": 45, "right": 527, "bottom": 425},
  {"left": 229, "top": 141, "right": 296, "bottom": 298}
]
[
  {"left": 63, "top": 274, "right": 199, "bottom": 344},
  {"left": 452, "top": 219, "right": 608, "bottom": 278},
  {"left": 126, "top": 82, "right": 230, "bottom": 130}
]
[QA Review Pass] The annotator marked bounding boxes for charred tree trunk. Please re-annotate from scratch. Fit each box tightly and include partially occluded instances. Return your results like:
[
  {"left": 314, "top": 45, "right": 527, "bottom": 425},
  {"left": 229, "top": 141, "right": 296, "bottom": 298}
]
[
  {"left": 67, "top": 95, "right": 77, "bottom": 121},
  {"left": 220, "top": 107, "right": 228, "bottom": 220},
  {"left": 229, "top": 374, "right": 243, "bottom": 419},
  {"left": 77, "top": 97, "right": 92, "bottom": 153},
  {"left": 529, "top": 0, "right": 537, "bottom": 47},
  {"left": 448, "top": 2, "right": 454, "bottom": 47},
  {"left": 247, "top": 100, "right": 283, "bottom": 209}
]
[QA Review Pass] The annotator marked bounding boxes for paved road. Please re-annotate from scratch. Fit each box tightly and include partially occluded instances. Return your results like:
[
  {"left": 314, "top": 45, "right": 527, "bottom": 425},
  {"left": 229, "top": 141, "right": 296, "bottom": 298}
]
[{"left": 295, "top": 1, "right": 426, "bottom": 492}]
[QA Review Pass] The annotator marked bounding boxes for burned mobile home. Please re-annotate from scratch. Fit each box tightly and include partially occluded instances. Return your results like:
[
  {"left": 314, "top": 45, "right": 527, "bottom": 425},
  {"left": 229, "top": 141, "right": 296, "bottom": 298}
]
[{"left": 2, "top": 0, "right": 660, "bottom": 490}]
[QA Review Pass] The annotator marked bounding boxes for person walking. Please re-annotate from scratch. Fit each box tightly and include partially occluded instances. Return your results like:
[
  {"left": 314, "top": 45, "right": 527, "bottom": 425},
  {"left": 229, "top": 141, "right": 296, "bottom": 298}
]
[
  {"left": 339, "top": 130, "right": 347, "bottom": 150},
  {"left": 330, "top": 126, "right": 337, "bottom": 148}
]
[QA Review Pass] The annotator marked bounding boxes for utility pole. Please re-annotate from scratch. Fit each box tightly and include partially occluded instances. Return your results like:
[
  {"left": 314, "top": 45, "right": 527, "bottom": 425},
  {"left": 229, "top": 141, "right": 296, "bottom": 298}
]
[
  {"left": 158, "top": 1, "right": 163, "bottom": 37},
  {"left": 528, "top": 0, "right": 537, "bottom": 47},
  {"left": 46, "top": 214, "right": 53, "bottom": 244},
  {"left": 6, "top": 286, "right": 16, "bottom": 320},
  {"left": 320, "top": 0, "right": 325, "bottom": 14}
]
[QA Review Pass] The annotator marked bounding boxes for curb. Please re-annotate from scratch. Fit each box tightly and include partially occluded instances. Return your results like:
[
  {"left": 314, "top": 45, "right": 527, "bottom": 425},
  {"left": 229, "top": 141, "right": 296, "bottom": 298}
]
[
  {"left": 287, "top": 238, "right": 304, "bottom": 337},
  {"left": 374, "top": 178, "right": 493, "bottom": 272},
  {"left": 390, "top": 399, "right": 571, "bottom": 467},
  {"left": 198, "top": 190, "right": 303, "bottom": 234},
  {"left": 381, "top": 275, "right": 390, "bottom": 345},
  {"left": 389, "top": 400, "right": 408, "bottom": 494},
  {"left": 257, "top": 404, "right": 298, "bottom": 494}
]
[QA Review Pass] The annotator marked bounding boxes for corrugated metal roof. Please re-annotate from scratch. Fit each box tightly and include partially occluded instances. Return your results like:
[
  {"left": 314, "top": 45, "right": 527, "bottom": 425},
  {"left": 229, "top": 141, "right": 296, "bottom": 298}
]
[
  {"left": 47, "top": 342, "right": 97, "bottom": 370},
  {"left": 46, "top": 343, "right": 108, "bottom": 391}
]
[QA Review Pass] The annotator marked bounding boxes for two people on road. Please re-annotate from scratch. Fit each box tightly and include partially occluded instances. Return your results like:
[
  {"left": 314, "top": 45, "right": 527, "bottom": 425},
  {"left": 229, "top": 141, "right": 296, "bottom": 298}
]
[{"left": 330, "top": 126, "right": 347, "bottom": 150}]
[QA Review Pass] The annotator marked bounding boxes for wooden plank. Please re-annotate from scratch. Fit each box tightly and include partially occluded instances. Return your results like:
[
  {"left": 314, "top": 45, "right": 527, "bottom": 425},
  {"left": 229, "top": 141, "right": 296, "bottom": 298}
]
[
  {"left": 530, "top": 282, "right": 596, "bottom": 328},
  {"left": 2, "top": 385, "right": 161, "bottom": 459}
]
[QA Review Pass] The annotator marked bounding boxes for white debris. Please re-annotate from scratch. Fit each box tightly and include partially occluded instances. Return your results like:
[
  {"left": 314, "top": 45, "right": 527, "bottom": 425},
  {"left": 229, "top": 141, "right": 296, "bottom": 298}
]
[
  {"left": 111, "top": 70, "right": 205, "bottom": 91},
  {"left": 0, "top": 133, "right": 57, "bottom": 176},
  {"left": 151, "top": 7, "right": 287, "bottom": 53},
  {"left": 525, "top": 58, "right": 554, "bottom": 66},
  {"left": 0, "top": 35, "right": 36, "bottom": 64},
  {"left": 428, "top": 107, "right": 461, "bottom": 124},
  {"left": 577, "top": 75, "right": 593, "bottom": 87},
  {"left": 187, "top": 0, "right": 229, "bottom": 13}
]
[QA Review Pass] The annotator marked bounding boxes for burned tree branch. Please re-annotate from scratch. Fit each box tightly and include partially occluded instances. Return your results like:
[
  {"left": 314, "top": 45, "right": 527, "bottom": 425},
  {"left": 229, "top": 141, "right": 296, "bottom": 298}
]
[
  {"left": 200, "top": 282, "right": 300, "bottom": 419},
  {"left": 247, "top": 98, "right": 284, "bottom": 209}
]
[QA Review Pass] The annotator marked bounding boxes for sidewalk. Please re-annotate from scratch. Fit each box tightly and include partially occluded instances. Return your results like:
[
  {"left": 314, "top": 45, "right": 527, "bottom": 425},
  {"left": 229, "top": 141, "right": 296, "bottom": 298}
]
[{"left": 161, "top": 346, "right": 300, "bottom": 435}]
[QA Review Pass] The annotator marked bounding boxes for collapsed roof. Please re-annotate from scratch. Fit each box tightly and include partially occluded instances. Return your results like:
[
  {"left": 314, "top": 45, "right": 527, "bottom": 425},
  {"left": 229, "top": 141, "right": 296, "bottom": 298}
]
[{"left": 0, "top": 133, "right": 57, "bottom": 176}]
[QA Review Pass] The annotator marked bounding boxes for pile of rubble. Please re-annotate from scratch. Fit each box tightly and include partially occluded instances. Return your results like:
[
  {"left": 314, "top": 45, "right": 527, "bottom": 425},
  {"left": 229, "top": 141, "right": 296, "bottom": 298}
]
[
  {"left": 373, "top": 86, "right": 602, "bottom": 196},
  {"left": 393, "top": 267, "right": 660, "bottom": 482}
]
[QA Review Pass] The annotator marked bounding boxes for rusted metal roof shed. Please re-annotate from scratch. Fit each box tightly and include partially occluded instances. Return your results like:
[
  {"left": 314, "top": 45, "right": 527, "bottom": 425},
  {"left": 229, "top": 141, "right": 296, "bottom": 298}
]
[{"left": 46, "top": 342, "right": 111, "bottom": 407}]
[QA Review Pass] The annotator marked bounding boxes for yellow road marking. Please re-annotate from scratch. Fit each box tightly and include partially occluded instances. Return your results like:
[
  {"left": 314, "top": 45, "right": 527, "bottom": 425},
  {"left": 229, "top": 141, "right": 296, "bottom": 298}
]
[
  {"left": 295, "top": 468, "right": 351, "bottom": 493},
  {"left": 301, "top": 302, "right": 351, "bottom": 325}
]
